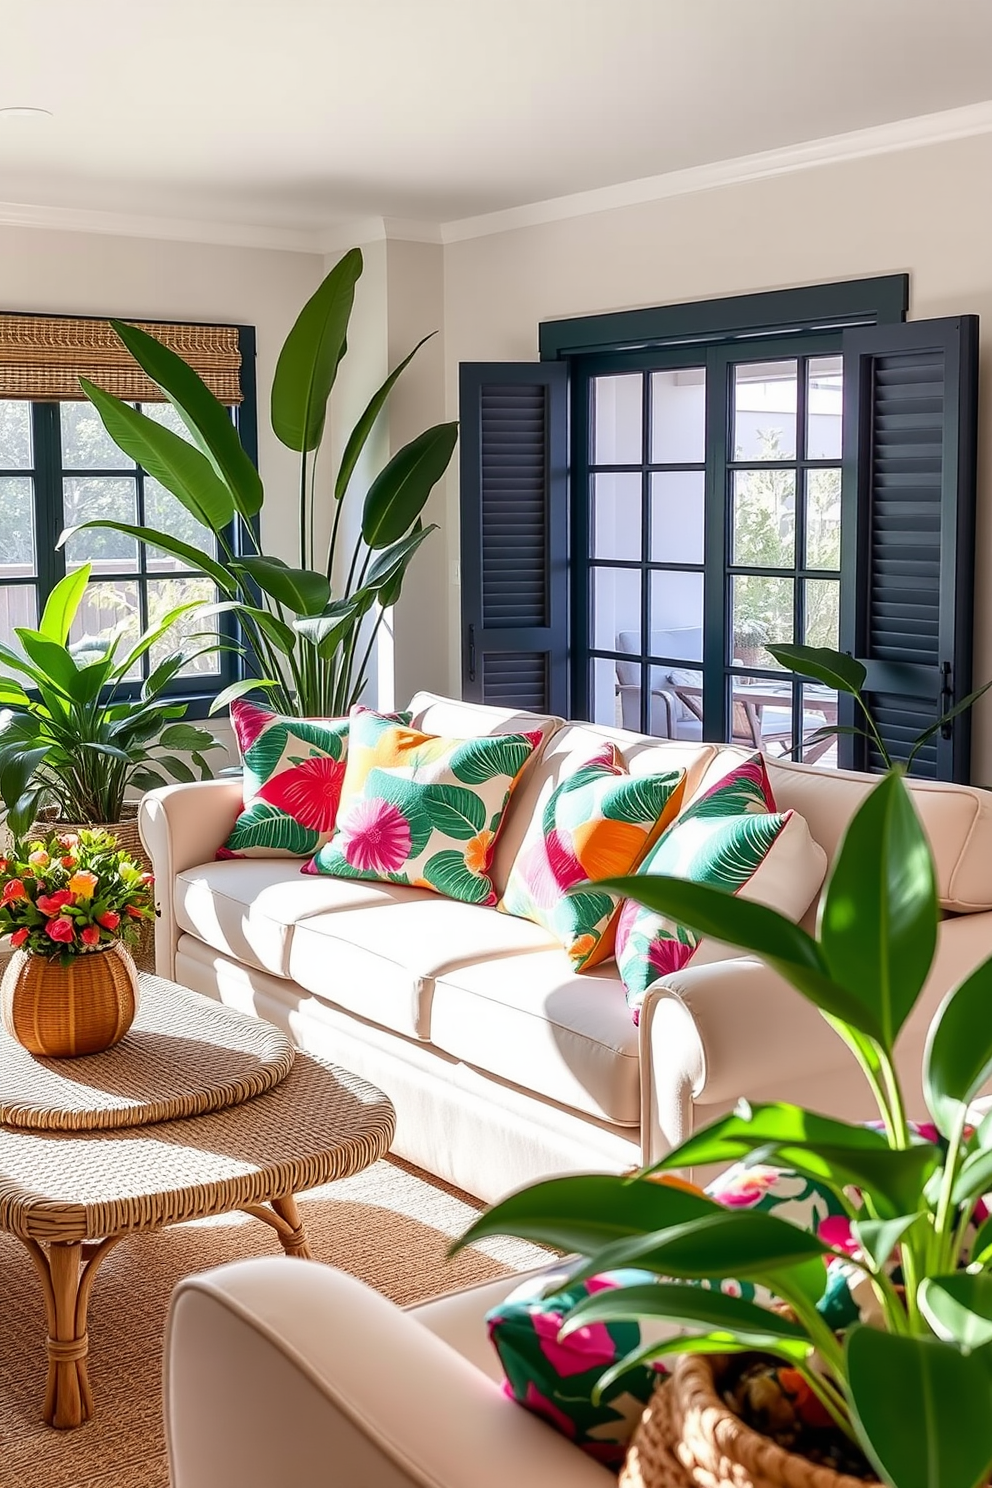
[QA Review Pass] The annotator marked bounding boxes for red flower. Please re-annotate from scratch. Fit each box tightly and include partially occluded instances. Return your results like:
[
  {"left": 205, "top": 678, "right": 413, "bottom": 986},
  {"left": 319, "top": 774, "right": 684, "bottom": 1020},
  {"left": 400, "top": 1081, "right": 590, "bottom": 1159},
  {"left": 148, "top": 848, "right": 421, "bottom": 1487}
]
[
  {"left": 97, "top": 911, "right": 120, "bottom": 930},
  {"left": 80, "top": 925, "right": 101, "bottom": 947},
  {"left": 124, "top": 905, "right": 145, "bottom": 919},
  {"left": 257, "top": 755, "right": 347, "bottom": 833},
  {"left": 37, "top": 890, "right": 74, "bottom": 916},
  {"left": 2, "top": 879, "right": 28, "bottom": 904},
  {"left": 45, "top": 917, "right": 75, "bottom": 944},
  {"left": 61, "top": 855, "right": 77, "bottom": 869},
  {"left": 9, "top": 926, "right": 29, "bottom": 948}
]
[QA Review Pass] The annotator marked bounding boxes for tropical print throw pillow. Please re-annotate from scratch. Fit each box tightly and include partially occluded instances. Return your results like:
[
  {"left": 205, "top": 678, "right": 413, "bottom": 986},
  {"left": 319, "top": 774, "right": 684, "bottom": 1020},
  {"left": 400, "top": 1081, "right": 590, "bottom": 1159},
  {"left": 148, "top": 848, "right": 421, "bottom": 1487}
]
[
  {"left": 498, "top": 743, "right": 686, "bottom": 970},
  {"left": 218, "top": 702, "right": 410, "bottom": 860},
  {"left": 615, "top": 754, "right": 826, "bottom": 1022},
  {"left": 304, "top": 709, "right": 542, "bottom": 905}
]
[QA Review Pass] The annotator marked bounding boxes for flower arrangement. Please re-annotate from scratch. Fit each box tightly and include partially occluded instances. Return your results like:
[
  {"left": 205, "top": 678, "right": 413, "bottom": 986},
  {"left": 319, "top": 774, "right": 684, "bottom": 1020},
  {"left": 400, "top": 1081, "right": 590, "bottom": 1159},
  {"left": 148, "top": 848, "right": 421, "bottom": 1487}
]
[{"left": 0, "top": 829, "right": 155, "bottom": 964}]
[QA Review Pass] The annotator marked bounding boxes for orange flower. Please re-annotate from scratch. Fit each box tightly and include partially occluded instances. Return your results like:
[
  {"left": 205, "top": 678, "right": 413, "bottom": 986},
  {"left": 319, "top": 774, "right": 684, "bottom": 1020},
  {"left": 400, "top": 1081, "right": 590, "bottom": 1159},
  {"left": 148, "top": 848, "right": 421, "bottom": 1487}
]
[
  {"left": 2, "top": 879, "right": 28, "bottom": 904},
  {"left": 465, "top": 829, "right": 495, "bottom": 877},
  {"left": 67, "top": 870, "right": 98, "bottom": 900},
  {"left": 568, "top": 933, "right": 599, "bottom": 965}
]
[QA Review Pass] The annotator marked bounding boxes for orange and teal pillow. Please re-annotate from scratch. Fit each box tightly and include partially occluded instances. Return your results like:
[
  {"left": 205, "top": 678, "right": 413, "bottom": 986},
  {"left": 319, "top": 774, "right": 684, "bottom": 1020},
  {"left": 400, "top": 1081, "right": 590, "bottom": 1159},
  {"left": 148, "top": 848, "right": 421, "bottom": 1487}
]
[
  {"left": 218, "top": 701, "right": 410, "bottom": 860},
  {"left": 304, "top": 709, "right": 542, "bottom": 906},
  {"left": 615, "top": 755, "right": 827, "bottom": 1021},
  {"left": 498, "top": 743, "right": 685, "bottom": 970}
]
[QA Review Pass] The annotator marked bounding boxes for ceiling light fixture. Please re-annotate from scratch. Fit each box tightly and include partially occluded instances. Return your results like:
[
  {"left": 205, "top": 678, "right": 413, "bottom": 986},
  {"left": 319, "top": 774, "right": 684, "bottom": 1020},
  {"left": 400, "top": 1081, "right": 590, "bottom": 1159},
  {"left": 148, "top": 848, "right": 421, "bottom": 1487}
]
[{"left": 0, "top": 107, "right": 54, "bottom": 120}]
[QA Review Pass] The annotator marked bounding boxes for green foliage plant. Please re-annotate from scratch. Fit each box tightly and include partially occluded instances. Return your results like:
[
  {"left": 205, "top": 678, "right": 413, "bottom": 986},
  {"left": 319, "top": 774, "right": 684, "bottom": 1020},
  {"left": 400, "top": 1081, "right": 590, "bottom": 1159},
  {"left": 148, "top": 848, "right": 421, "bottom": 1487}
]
[
  {"left": 456, "top": 770, "right": 992, "bottom": 1488},
  {"left": 0, "top": 565, "right": 221, "bottom": 832},
  {"left": 765, "top": 642, "right": 992, "bottom": 772},
  {"left": 67, "top": 248, "right": 458, "bottom": 719}
]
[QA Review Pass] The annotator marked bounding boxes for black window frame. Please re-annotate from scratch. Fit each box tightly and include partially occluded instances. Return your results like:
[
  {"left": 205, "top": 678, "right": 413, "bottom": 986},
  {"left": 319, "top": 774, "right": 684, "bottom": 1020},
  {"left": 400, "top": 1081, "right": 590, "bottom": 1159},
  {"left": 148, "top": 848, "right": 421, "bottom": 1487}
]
[{"left": 0, "top": 322, "right": 257, "bottom": 721}]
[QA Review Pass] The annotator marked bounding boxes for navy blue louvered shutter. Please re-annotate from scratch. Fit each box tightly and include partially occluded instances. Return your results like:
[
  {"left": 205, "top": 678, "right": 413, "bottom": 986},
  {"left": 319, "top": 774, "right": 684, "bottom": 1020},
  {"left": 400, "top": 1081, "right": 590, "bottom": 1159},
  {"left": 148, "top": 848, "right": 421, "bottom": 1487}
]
[
  {"left": 839, "top": 316, "right": 979, "bottom": 781},
  {"left": 458, "top": 362, "right": 569, "bottom": 713}
]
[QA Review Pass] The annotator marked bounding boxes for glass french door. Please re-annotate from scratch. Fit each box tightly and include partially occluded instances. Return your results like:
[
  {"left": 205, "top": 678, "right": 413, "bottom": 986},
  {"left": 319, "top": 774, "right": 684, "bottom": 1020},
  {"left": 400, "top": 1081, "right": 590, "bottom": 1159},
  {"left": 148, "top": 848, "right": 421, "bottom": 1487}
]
[{"left": 574, "top": 334, "right": 845, "bottom": 765}]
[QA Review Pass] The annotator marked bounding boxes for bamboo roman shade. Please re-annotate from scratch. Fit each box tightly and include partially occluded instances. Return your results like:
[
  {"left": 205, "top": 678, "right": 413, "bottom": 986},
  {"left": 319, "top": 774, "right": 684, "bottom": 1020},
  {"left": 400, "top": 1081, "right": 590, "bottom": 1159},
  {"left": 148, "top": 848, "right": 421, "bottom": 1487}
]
[{"left": 0, "top": 314, "right": 243, "bottom": 404}]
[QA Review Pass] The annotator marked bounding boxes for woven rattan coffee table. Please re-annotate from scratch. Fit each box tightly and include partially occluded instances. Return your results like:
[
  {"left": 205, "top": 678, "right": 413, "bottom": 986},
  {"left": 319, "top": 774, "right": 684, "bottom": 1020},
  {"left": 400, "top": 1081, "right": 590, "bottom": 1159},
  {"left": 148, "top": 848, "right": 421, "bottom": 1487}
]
[{"left": 0, "top": 974, "right": 396, "bottom": 1430}]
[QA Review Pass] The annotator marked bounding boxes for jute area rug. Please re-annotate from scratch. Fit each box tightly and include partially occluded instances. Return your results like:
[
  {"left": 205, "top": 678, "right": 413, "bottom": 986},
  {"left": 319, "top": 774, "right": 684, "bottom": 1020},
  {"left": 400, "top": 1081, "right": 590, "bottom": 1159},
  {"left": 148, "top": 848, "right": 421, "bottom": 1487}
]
[{"left": 0, "top": 1155, "right": 548, "bottom": 1488}]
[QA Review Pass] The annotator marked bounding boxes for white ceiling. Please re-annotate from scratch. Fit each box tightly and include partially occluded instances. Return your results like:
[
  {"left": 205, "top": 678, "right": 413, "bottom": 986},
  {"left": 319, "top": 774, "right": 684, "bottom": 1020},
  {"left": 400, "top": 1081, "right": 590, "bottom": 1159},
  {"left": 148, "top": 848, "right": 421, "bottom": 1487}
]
[{"left": 1, "top": 0, "right": 991, "bottom": 240}]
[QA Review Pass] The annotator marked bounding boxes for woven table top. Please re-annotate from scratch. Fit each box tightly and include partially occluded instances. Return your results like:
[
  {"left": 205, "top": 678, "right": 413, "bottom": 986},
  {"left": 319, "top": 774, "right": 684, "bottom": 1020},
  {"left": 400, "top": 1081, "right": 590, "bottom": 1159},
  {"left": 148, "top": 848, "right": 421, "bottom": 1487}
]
[
  {"left": 0, "top": 1049, "right": 397, "bottom": 1243},
  {"left": 0, "top": 976, "right": 296, "bottom": 1132}
]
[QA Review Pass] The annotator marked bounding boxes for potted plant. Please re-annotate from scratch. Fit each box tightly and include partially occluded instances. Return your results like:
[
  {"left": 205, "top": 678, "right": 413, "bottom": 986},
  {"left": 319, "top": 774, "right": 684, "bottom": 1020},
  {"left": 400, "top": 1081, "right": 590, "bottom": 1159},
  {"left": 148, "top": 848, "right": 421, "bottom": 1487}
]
[
  {"left": 65, "top": 248, "right": 458, "bottom": 718},
  {"left": 456, "top": 771, "right": 992, "bottom": 1488},
  {"left": 732, "top": 616, "right": 769, "bottom": 670},
  {"left": 0, "top": 827, "right": 155, "bottom": 1056}
]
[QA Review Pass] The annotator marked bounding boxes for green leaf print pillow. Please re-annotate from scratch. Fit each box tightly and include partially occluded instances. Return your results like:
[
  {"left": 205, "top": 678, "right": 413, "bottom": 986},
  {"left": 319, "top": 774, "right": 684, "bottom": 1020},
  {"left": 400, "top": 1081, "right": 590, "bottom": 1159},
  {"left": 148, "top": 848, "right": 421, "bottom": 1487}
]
[
  {"left": 218, "top": 701, "right": 410, "bottom": 860},
  {"left": 615, "top": 754, "right": 827, "bottom": 1023},
  {"left": 304, "top": 709, "right": 543, "bottom": 905}
]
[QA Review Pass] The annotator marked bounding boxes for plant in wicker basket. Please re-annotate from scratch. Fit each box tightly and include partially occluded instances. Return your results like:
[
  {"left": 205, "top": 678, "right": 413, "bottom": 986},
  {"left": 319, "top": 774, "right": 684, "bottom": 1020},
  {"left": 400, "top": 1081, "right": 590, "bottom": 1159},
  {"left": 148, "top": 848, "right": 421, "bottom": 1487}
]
[
  {"left": 456, "top": 771, "right": 992, "bottom": 1488},
  {"left": 0, "top": 828, "right": 155, "bottom": 1055}
]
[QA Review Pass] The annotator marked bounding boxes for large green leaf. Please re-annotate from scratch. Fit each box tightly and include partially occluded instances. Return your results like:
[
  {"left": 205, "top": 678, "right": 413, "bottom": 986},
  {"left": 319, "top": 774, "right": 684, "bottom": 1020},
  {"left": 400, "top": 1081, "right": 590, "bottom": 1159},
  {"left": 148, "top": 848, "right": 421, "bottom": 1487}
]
[
  {"left": 559, "top": 1281, "right": 810, "bottom": 1360},
  {"left": 335, "top": 333, "right": 435, "bottom": 501},
  {"left": 271, "top": 248, "right": 362, "bottom": 451},
  {"left": 423, "top": 849, "right": 491, "bottom": 903},
  {"left": 14, "top": 630, "right": 85, "bottom": 702},
  {"left": 602, "top": 771, "right": 683, "bottom": 825},
  {"left": 362, "top": 424, "right": 458, "bottom": 548},
  {"left": 364, "top": 523, "right": 437, "bottom": 591},
  {"left": 109, "top": 319, "right": 262, "bottom": 518},
  {"left": 820, "top": 770, "right": 938, "bottom": 1052},
  {"left": 924, "top": 958, "right": 992, "bottom": 1138},
  {"left": 919, "top": 1274, "right": 992, "bottom": 1353},
  {"left": 234, "top": 556, "right": 330, "bottom": 616},
  {"left": 766, "top": 643, "right": 867, "bottom": 695},
  {"left": 225, "top": 801, "right": 319, "bottom": 856},
  {"left": 293, "top": 598, "right": 367, "bottom": 660},
  {"left": 158, "top": 724, "right": 220, "bottom": 753},
  {"left": 80, "top": 379, "right": 235, "bottom": 531},
  {"left": 59, "top": 520, "right": 233, "bottom": 592},
  {"left": 208, "top": 678, "right": 282, "bottom": 716},
  {"left": 588, "top": 873, "right": 877, "bottom": 1036},
  {"left": 449, "top": 733, "right": 537, "bottom": 786},
  {"left": 951, "top": 1147, "right": 992, "bottom": 1208},
  {"left": 847, "top": 1325, "right": 992, "bottom": 1488},
  {"left": 38, "top": 564, "right": 90, "bottom": 647},
  {"left": 0, "top": 743, "right": 50, "bottom": 818},
  {"left": 419, "top": 784, "right": 486, "bottom": 840},
  {"left": 453, "top": 1173, "right": 718, "bottom": 1257}
]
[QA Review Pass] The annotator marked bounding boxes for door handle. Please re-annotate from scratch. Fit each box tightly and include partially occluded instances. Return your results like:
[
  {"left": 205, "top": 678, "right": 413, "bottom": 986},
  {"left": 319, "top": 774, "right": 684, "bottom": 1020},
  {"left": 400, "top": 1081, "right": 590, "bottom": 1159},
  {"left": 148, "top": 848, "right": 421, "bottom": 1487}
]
[{"left": 468, "top": 624, "right": 477, "bottom": 683}]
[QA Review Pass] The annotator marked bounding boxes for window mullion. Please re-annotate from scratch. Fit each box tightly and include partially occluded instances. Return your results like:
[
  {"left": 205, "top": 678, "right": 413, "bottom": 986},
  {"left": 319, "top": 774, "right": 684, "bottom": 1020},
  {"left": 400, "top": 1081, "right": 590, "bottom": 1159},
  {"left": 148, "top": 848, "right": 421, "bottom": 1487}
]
[{"left": 31, "top": 401, "right": 66, "bottom": 616}]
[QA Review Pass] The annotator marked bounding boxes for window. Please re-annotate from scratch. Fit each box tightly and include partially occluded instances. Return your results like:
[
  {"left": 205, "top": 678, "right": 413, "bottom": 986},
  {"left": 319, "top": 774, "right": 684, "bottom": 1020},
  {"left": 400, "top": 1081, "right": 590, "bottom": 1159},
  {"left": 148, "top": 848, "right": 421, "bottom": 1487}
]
[
  {"left": 460, "top": 276, "right": 981, "bottom": 781},
  {"left": 0, "top": 316, "right": 257, "bottom": 710}
]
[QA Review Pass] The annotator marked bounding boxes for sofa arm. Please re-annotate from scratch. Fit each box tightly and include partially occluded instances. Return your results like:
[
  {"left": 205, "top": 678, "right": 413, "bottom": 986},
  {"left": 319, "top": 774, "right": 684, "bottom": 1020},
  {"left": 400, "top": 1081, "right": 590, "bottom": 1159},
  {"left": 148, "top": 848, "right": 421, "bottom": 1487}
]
[
  {"left": 639, "top": 912, "right": 992, "bottom": 1169},
  {"left": 166, "top": 1258, "right": 612, "bottom": 1488},
  {"left": 139, "top": 779, "right": 243, "bottom": 979}
]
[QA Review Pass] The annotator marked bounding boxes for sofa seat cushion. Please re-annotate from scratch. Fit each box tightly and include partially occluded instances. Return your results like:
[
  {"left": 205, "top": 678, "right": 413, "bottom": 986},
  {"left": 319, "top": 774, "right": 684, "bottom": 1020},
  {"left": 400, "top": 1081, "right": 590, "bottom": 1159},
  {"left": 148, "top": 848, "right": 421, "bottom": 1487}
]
[
  {"left": 287, "top": 897, "right": 561, "bottom": 1040},
  {"left": 174, "top": 859, "right": 435, "bottom": 980},
  {"left": 430, "top": 952, "right": 640, "bottom": 1125}
]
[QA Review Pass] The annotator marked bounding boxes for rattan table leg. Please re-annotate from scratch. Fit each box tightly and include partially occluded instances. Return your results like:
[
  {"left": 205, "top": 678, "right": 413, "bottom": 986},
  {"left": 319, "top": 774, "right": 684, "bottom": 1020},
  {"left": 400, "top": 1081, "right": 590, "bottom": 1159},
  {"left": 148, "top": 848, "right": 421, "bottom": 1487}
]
[
  {"left": 239, "top": 1192, "right": 313, "bottom": 1259},
  {"left": 19, "top": 1233, "right": 124, "bottom": 1429}
]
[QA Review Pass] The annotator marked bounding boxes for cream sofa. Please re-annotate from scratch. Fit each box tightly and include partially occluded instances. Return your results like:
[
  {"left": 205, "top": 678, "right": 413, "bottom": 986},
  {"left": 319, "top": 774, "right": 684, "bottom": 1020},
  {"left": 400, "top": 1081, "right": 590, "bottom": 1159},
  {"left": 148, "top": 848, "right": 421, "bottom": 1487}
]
[{"left": 140, "top": 691, "right": 992, "bottom": 1203}]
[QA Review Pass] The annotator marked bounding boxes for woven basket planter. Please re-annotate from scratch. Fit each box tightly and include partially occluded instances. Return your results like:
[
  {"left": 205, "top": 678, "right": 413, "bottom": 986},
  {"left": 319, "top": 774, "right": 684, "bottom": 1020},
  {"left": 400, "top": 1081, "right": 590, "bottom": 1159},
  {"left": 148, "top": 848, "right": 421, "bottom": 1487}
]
[
  {"left": 1, "top": 940, "right": 140, "bottom": 1057},
  {"left": 29, "top": 804, "right": 156, "bottom": 973},
  {"left": 620, "top": 1355, "right": 878, "bottom": 1488}
]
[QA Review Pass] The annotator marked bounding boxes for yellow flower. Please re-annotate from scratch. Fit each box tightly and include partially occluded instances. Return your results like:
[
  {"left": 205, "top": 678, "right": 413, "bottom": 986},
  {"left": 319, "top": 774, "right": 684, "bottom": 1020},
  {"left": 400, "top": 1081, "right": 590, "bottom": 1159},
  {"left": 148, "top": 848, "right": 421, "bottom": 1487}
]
[{"left": 67, "top": 870, "right": 98, "bottom": 899}]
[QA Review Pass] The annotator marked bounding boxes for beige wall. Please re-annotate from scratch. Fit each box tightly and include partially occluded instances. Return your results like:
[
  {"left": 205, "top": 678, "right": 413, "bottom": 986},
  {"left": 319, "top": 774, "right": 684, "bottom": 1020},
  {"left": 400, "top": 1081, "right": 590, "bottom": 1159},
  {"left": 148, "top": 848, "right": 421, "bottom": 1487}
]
[{"left": 441, "top": 130, "right": 992, "bottom": 780}]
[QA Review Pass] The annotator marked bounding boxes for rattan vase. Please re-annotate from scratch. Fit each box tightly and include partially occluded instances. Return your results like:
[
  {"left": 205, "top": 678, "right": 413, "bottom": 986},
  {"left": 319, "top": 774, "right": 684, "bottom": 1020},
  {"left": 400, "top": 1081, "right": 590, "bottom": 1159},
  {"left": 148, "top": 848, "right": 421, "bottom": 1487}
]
[
  {"left": 1, "top": 941, "right": 141, "bottom": 1057},
  {"left": 619, "top": 1355, "right": 878, "bottom": 1488}
]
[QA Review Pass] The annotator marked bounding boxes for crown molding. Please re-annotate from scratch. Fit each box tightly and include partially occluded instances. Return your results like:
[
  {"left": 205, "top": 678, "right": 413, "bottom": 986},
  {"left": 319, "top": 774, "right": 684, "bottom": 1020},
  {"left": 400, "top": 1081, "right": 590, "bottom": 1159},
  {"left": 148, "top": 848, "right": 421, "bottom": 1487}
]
[
  {"left": 0, "top": 197, "right": 325, "bottom": 253},
  {"left": 440, "top": 98, "right": 992, "bottom": 243},
  {"left": 317, "top": 216, "right": 444, "bottom": 255}
]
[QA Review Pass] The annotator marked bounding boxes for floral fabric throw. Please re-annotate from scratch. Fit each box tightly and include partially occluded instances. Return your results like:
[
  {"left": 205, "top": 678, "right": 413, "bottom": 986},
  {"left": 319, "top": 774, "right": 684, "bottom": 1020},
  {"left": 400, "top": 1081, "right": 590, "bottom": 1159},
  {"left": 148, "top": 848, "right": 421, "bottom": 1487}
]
[
  {"left": 616, "top": 754, "right": 787, "bottom": 1020},
  {"left": 304, "top": 710, "right": 542, "bottom": 906},
  {"left": 498, "top": 742, "right": 685, "bottom": 970},
  {"left": 218, "top": 702, "right": 410, "bottom": 860}
]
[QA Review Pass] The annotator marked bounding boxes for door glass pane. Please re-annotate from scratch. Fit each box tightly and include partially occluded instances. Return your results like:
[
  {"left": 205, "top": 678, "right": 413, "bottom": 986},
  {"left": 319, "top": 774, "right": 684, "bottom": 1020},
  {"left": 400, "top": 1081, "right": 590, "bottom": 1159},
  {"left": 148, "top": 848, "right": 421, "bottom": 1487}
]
[
  {"left": 0, "top": 402, "right": 31, "bottom": 468},
  {"left": 69, "top": 580, "right": 141, "bottom": 679},
  {"left": 60, "top": 402, "right": 135, "bottom": 470},
  {"left": 592, "top": 567, "right": 640, "bottom": 653},
  {"left": 649, "top": 570, "right": 703, "bottom": 650},
  {"left": 592, "top": 374, "right": 642, "bottom": 464},
  {"left": 63, "top": 477, "right": 138, "bottom": 571},
  {"left": 144, "top": 477, "right": 216, "bottom": 568},
  {"left": 650, "top": 368, "right": 705, "bottom": 463},
  {"left": 592, "top": 655, "right": 625, "bottom": 730},
  {"left": 806, "top": 468, "right": 841, "bottom": 569},
  {"left": 804, "top": 578, "right": 840, "bottom": 650},
  {"left": 0, "top": 477, "right": 36, "bottom": 571},
  {"left": 798, "top": 683, "right": 839, "bottom": 768},
  {"left": 729, "top": 672, "right": 795, "bottom": 753},
  {"left": 731, "top": 575, "right": 793, "bottom": 666},
  {"left": 592, "top": 473, "right": 641, "bottom": 560},
  {"left": 0, "top": 585, "right": 38, "bottom": 655},
  {"left": 148, "top": 577, "right": 221, "bottom": 676},
  {"left": 733, "top": 361, "right": 797, "bottom": 461},
  {"left": 807, "top": 356, "right": 843, "bottom": 459},
  {"left": 651, "top": 471, "right": 704, "bottom": 563},
  {"left": 732, "top": 470, "right": 795, "bottom": 567}
]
